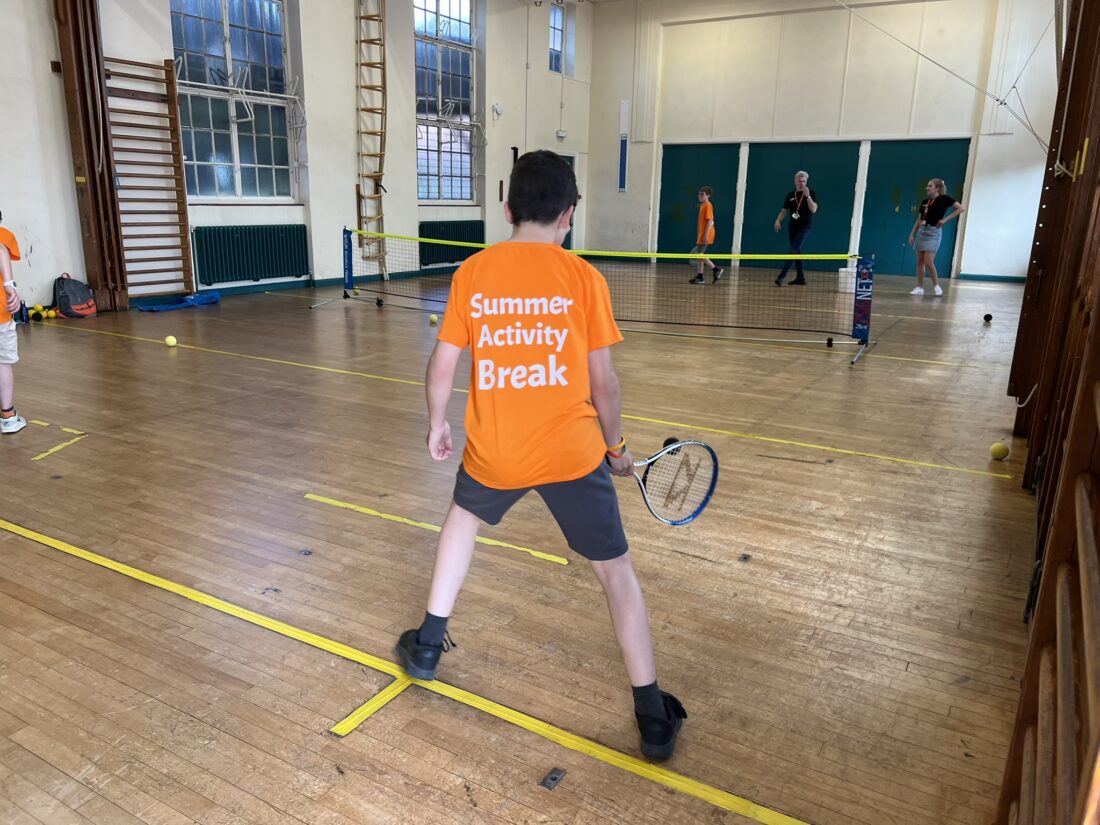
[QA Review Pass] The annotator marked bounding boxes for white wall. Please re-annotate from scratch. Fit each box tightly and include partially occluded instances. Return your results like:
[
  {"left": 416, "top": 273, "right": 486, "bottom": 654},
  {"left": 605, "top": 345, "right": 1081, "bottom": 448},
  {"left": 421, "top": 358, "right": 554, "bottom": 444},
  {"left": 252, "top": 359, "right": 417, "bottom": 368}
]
[
  {"left": 586, "top": 0, "right": 1058, "bottom": 278},
  {"left": 0, "top": 2, "right": 84, "bottom": 307}
]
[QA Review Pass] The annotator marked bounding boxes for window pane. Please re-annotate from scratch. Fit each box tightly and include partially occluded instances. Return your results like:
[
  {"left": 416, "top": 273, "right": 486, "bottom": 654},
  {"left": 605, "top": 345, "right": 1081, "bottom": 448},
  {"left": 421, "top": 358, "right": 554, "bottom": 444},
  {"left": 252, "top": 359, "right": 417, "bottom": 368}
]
[
  {"left": 196, "top": 165, "right": 217, "bottom": 195},
  {"left": 270, "top": 106, "right": 287, "bottom": 136},
  {"left": 202, "top": 0, "right": 221, "bottom": 19},
  {"left": 215, "top": 164, "right": 235, "bottom": 195},
  {"left": 266, "top": 35, "right": 282, "bottom": 67},
  {"left": 171, "top": 0, "right": 183, "bottom": 12},
  {"left": 194, "top": 130, "right": 214, "bottom": 163},
  {"left": 238, "top": 135, "right": 256, "bottom": 164},
  {"left": 183, "top": 0, "right": 201, "bottom": 18},
  {"left": 249, "top": 63, "right": 268, "bottom": 91},
  {"left": 274, "top": 168, "right": 291, "bottom": 197},
  {"left": 180, "top": 127, "right": 195, "bottom": 162},
  {"left": 211, "top": 97, "right": 231, "bottom": 130},
  {"left": 241, "top": 166, "right": 258, "bottom": 196},
  {"left": 247, "top": 29, "right": 265, "bottom": 62},
  {"left": 230, "top": 26, "right": 247, "bottom": 64},
  {"left": 214, "top": 131, "right": 233, "bottom": 164},
  {"left": 257, "top": 167, "right": 275, "bottom": 196},
  {"left": 266, "top": 1, "right": 282, "bottom": 33},
  {"left": 171, "top": 15, "right": 184, "bottom": 49},
  {"left": 272, "top": 136, "right": 288, "bottom": 166},
  {"left": 186, "top": 53, "right": 207, "bottom": 84},
  {"left": 177, "top": 95, "right": 191, "bottom": 125},
  {"left": 268, "top": 68, "right": 284, "bottom": 94},
  {"left": 184, "top": 16, "right": 203, "bottom": 51},
  {"left": 246, "top": 0, "right": 263, "bottom": 29},
  {"left": 204, "top": 20, "right": 224, "bottom": 55},
  {"left": 190, "top": 95, "right": 211, "bottom": 128},
  {"left": 228, "top": 0, "right": 244, "bottom": 25},
  {"left": 235, "top": 102, "right": 252, "bottom": 132},
  {"left": 256, "top": 136, "right": 273, "bottom": 165},
  {"left": 254, "top": 104, "right": 270, "bottom": 135},
  {"left": 185, "top": 164, "right": 198, "bottom": 195},
  {"left": 207, "top": 57, "right": 228, "bottom": 83}
]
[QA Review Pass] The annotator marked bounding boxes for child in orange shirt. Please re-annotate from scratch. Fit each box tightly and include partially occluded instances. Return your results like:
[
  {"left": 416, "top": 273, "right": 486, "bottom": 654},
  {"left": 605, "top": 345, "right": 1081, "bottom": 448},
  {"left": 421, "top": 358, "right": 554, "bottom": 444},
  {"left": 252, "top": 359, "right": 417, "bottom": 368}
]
[
  {"left": 688, "top": 186, "right": 723, "bottom": 285},
  {"left": 0, "top": 215, "right": 26, "bottom": 434},
  {"left": 397, "top": 151, "right": 687, "bottom": 760}
]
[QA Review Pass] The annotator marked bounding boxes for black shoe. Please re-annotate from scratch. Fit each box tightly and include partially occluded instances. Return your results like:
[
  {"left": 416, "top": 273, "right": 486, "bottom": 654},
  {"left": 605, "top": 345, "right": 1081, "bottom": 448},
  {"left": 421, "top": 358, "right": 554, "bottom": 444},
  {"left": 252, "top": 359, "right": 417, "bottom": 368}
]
[
  {"left": 774, "top": 275, "right": 785, "bottom": 286},
  {"left": 689, "top": 275, "right": 705, "bottom": 284},
  {"left": 790, "top": 278, "right": 807, "bottom": 286},
  {"left": 636, "top": 692, "right": 687, "bottom": 761},
  {"left": 395, "top": 629, "right": 453, "bottom": 680},
  {"left": 712, "top": 268, "right": 723, "bottom": 283}
]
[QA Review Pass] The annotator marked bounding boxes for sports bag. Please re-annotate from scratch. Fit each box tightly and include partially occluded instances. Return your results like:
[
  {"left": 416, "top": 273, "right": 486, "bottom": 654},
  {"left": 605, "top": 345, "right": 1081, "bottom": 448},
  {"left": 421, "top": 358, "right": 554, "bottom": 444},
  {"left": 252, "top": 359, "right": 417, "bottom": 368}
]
[{"left": 53, "top": 273, "right": 97, "bottom": 318}]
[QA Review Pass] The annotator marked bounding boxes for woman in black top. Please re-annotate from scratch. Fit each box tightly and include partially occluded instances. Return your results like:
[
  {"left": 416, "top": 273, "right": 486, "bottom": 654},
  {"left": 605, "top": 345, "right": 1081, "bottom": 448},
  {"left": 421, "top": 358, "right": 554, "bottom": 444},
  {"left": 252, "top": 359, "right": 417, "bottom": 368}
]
[{"left": 907, "top": 179, "right": 965, "bottom": 296}]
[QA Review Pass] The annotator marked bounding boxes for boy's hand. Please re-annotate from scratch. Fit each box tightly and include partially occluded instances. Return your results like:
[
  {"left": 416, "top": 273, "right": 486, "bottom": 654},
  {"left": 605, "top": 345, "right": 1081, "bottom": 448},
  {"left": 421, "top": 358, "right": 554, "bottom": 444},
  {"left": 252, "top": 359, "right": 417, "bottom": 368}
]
[
  {"left": 427, "top": 422, "right": 453, "bottom": 461},
  {"left": 607, "top": 448, "right": 634, "bottom": 478},
  {"left": 4, "top": 285, "right": 19, "bottom": 313}
]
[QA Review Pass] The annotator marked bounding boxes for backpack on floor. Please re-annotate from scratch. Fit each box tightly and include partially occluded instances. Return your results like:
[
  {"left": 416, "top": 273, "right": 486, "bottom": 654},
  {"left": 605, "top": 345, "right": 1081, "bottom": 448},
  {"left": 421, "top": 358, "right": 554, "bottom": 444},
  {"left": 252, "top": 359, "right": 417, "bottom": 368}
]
[{"left": 53, "top": 273, "right": 97, "bottom": 318}]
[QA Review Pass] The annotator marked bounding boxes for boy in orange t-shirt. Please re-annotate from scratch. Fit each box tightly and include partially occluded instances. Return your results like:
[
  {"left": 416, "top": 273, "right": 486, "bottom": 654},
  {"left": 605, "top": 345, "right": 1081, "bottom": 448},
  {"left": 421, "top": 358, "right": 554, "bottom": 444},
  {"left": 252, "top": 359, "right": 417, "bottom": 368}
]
[
  {"left": 688, "top": 186, "right": 723, "bottom": 285},
  {"left": 397, "top": 151, "right": 687, "bottom": 760},
  {"left": 0, "top": 215, "right": 26, "bottom": 434}
]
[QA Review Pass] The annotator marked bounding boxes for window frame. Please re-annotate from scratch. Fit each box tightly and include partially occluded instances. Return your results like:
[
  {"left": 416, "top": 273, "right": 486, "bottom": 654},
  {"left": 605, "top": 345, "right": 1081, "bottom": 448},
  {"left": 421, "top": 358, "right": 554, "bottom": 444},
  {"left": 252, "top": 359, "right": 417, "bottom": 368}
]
[
  {"left": 171, "top": 0, "right": 297, "bottom": 203},
  {"left": 414, "top": 0, "right": 477, "bottom": 204}
]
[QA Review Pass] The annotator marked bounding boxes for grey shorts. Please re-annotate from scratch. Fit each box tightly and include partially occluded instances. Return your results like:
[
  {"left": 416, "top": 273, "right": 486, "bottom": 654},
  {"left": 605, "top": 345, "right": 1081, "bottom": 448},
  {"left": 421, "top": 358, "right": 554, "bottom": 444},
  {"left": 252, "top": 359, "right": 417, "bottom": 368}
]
[
  {"left": 0, "top": 322, "right": 17, "bottom": 365},
  {"left": 453, "top": 462, "right": 629, "bottom": 561},
  {"left": 915, "top": 225, "right": 942, "bottom": 253},
  {"left": 690, "top": 244, "right": 710, "bottom": 256}
]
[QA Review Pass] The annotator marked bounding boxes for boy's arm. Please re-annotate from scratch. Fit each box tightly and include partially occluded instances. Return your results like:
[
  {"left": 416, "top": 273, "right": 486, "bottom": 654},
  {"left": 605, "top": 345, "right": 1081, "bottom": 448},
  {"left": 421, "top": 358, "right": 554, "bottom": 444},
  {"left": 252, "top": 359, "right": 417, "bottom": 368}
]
[
  {"left": 589, "top": 346, "right": 633, "bottom": 476},
  {"left": 425, "top": 341, "right": 463, "bottom": 460},
  {"left": 0, "top": 246, "right": 18, "bottom": 313},
  {"left": 701, "top": 218, "right": 714, "bottom": 243}
]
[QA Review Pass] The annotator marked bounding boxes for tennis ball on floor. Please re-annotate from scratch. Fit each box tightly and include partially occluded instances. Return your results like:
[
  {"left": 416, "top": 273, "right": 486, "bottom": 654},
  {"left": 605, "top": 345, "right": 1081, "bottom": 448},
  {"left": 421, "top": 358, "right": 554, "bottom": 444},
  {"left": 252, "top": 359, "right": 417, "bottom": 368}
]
[
  {"left": 29, "top": 310, "right": 43, "bottom": 322},
  {"left": 990, "top": 442, "right": 1010, "bottom": 461},
  {"left": 429, "top": 314, "right": 439, "bottom": 325},
  {"left": 46, "top": 310, "right": 57, "bottom": 319},
  {"left": 983, "top": 313, "right": 993, "bottom": 323},
  {"left": 33, "top": 304, "right": 43, "bottom": 313},
  {"left": 164, "top": 335, "right": 178, "bottom": 347}
]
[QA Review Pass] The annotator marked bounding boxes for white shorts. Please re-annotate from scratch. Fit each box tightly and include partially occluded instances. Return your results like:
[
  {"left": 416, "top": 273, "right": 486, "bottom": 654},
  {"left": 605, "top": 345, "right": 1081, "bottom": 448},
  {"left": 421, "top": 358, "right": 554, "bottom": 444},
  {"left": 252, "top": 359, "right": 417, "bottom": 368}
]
[{"left": 0, "top": 321, "right": 18, "bottom": 365}]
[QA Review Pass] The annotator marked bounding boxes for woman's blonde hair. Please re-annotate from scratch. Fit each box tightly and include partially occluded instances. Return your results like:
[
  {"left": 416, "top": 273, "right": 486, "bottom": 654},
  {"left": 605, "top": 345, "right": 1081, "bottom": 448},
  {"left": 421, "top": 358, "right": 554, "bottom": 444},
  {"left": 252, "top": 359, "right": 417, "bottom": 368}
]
[{"left": 930, "top": 178, "right": 946, "bottom": 194}]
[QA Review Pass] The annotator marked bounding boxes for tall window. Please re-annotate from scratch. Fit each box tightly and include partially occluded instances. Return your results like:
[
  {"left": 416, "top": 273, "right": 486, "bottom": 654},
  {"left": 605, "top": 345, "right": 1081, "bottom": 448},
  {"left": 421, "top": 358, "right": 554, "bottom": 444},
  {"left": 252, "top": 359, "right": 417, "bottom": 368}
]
[
  {"left": 414, "top": 0, "right": 474, "bottom": 200},
  {"left": 170, "top": 0, "right": 293, "bottom": 198},
  {"left": 549, "top": 4, "right": 563, "bottom": 73}
]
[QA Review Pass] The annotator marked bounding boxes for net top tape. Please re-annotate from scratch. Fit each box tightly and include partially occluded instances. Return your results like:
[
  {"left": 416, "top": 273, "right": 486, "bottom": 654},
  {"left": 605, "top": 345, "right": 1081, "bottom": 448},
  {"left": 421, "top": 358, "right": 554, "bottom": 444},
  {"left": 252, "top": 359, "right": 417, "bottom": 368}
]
[{"left": 349, "top": 228, "right": 859, "bottom": 262}]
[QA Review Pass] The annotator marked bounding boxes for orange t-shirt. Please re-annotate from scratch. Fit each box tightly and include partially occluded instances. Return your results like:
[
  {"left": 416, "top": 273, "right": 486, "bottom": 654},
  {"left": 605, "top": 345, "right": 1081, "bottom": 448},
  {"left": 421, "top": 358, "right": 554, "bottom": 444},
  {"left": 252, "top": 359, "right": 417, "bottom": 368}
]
[
  {"left": 438, "top": 242, "right": 624, "bottom": 489},
  {"left": 0, "top": 228, "right": 22, "bottom": 325},
  {"left": 697, "top": 201, "right": 715, "bottom": 245}
]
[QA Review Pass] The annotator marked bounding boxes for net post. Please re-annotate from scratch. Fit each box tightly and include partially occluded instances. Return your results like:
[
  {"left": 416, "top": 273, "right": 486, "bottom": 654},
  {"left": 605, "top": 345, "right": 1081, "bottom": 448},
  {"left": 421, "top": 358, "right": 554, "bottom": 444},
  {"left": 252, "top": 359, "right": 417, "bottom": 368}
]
[
  {"left": 850, "top": 256, "right": 874, "bottom": 365},
  {"left": 342, "top": 227, "right": 353, "bottom": 293}
]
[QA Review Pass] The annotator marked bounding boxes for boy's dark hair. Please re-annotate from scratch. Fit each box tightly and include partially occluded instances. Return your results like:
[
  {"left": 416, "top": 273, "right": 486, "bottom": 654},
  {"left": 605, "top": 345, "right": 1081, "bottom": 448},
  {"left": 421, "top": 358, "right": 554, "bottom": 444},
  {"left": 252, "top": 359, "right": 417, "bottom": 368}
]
[
  {"left": 699, "top": 186, "right": 713, "bottom": 197},
  {"left": 507, "top": 150, "right": 579, "bottom": 225}
]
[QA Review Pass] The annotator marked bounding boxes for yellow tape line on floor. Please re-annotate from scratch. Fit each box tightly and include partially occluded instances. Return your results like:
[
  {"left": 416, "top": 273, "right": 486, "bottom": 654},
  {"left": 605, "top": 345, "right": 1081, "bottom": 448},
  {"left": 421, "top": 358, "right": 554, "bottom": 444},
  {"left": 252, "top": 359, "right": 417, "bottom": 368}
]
[
  {"left": 0, "top": 516, "right": 808, "bottom": 825},
  {"left": 48, "top": 323, "right": 1009, "bottom": 480},
  {"left": 305, "top": 493, "right": 569, "bottom": 565},
  {"left": 31, "top": 434, "right": 88, "bottom": 462},
  {"left": 330, "top": 677, "right": 412, "bottom": 736}
]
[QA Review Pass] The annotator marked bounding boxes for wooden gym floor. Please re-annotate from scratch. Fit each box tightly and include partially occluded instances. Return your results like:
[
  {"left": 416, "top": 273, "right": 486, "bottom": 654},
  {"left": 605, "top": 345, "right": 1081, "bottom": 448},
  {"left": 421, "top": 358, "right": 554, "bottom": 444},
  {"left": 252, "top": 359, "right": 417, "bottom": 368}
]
[{"left": 0, "top": 275, "right": 1033, "bottom": 825}]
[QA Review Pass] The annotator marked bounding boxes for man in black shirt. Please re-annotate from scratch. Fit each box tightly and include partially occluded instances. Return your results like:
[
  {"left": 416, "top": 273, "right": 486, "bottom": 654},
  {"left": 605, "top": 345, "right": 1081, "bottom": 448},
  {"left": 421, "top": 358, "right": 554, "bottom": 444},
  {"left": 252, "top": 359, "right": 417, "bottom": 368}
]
[{"left": 773, "top": 171, "right": 818, "bottom": 286}]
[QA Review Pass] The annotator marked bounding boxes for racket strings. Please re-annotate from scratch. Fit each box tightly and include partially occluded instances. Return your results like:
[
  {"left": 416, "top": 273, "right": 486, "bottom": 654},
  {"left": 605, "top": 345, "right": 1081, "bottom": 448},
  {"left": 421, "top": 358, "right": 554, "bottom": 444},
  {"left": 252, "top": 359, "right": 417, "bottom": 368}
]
[{"left": 642, "top": 445, "right": 714, "bottom": 519}]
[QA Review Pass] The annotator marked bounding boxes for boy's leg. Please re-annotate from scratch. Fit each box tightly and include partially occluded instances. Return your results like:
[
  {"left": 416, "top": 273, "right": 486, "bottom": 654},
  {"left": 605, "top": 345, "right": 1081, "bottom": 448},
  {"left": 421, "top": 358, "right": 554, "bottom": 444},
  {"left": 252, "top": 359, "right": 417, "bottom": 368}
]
[
  {"left": 0, "top": 363, "right": 12, "bottom": 410},
  {"left": 425, "top": 501, "right": 481, "bottom": 619},
  {"left": 589, "top": 552, "right": 656, "bottom": 687}
]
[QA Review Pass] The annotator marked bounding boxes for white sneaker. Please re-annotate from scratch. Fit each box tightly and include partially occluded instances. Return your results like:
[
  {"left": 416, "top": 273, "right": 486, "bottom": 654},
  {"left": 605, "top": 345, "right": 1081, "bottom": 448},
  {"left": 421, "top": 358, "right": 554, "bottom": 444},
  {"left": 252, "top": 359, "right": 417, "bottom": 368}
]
[
  {"left": 1, "top": 413, "right": 27, "bottom": 434},
  {"left": 910, "top": 287, "right": 925, "bottom": 296},
  {"left": 933, "top": 285, "right": 943, "bottom": 296}
]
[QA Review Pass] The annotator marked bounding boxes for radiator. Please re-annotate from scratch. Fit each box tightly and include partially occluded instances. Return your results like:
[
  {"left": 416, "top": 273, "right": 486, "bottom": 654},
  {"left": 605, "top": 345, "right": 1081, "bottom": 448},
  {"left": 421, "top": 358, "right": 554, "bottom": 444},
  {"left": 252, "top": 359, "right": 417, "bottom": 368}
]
[
  {"left": 417, "top": 220, "right": 484, "bottom": 266},
  {"left": 192, "top": 224, "right": 310, "bottom": 286}
]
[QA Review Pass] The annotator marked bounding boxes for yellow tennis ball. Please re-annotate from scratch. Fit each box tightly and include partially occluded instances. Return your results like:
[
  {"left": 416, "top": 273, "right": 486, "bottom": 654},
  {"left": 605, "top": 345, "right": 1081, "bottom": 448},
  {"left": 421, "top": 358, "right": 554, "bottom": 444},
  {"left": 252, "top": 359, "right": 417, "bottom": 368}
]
[
  {"left": 164, "top": 335, "right": 177, "bottom": 347},
  {"left": 33, "top": 304, "right": 43, "bottom": 313},
  {"left": 429, "top": 314, "right": 439, "bottom": 325},
  {"left": 46, "top": 310, "right": 57, "bottom": 319},
  {"left": 990, "top": 442, "right": 1009, "bottom": 461}
]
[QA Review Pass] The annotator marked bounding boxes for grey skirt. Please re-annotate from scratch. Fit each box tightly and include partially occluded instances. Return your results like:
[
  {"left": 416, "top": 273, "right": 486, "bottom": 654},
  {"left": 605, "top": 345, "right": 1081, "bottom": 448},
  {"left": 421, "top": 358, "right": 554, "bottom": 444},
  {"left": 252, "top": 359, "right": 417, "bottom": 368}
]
[{"left": 915, "top": 224, "right": 942, "bottom": 253}]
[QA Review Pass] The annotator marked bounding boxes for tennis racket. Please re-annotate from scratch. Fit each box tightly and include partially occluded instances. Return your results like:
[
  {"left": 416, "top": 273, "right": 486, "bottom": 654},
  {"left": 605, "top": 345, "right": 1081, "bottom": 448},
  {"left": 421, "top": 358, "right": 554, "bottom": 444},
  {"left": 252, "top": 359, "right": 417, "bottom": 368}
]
[{"left": 629, "top": 438, "right": 718, "bottom": 525}]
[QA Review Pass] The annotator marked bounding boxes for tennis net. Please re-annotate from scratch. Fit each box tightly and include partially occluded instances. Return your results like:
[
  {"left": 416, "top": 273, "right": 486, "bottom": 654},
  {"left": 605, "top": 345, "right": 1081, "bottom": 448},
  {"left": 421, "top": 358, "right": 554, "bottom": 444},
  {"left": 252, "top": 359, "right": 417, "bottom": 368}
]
[{"left": 338, "top": 229, "right": 873, "bottom": 348}]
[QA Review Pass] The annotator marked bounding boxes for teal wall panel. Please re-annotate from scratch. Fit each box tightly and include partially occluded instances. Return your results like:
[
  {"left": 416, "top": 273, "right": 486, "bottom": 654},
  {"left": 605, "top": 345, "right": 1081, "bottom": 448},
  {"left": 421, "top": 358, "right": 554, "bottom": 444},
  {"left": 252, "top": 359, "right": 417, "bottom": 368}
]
[{"left": 657, "top": 144, "right": 740, "bottom": 254}]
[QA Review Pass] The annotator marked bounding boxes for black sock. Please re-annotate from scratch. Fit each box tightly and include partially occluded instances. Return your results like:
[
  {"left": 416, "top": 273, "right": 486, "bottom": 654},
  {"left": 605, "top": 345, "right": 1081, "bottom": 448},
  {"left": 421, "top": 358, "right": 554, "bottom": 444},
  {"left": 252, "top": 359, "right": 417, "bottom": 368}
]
[
  {"left": 712, "top": 266, "right": 720, "bottom": 272},
  {"left": 417, "top": 611, "right": 449, "bottom": 646},
  {"left": 632, "top": 681, "right": 665, "bottom": 718}
]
